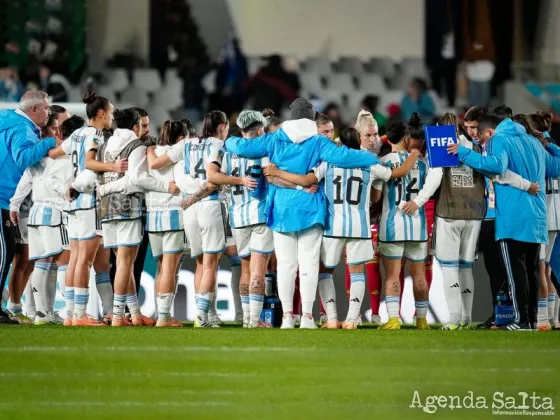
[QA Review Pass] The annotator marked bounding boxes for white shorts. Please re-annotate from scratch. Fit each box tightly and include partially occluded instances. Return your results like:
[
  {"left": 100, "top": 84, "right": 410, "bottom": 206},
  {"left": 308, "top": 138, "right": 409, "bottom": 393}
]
[
  {"left": 102, "top": 219, "right": 143, "bottom": 249},
  {"left": 67, "top": 208, "right": 102, "bottom": 241},
  {"left": 231, "top": 224, "right": 274, "bottom": 258},
  {"left": 14, "top": 217, "right": 28, "bottom": 245},
  {"left": 540, "top": 232, "right": 558, "bottom": 263},
  {"left": 149, "top": 231, "right": 185, "bottom": 257},
  {"left": 183, "top": 201, "right": 226, "bottom": 258},
  {"left": 321, "top": 237, "right": 374, "bottom": 268},
  {"left": 28, "top": 224, "right": 70, "bottom": 260},
  {"left": 379, "top": 241, "right": 428, "bottom": 262},
  {"left": 434, "top": 217, "right": 481, "bottom": 267}
]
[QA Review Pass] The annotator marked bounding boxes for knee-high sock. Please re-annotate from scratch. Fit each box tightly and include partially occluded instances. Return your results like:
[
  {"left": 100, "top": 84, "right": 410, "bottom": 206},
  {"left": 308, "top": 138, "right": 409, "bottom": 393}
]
[
  {"left": 95, "top": 272, "right": 113, "bottom": 316},
  {"left": 229, "top": 255, "right": 242, "bottom": 316},
  {"left": 292, "top": 273, "right": 301, "bottom": 315},
  {"left": 366, "top": 259, "right": 382, "bottom": 315},
  {"left": 47, "top": 263, "right": 58, "bottom": 312},
  {"left": 31, "top": 262, "right": 51, "bottom": 316},
  {"left": 547, "top": 293, "right": 556, "bottom": 322},
  {"left": 318, "top": 273, "right": 337, "bottom": 321},
  {"left": 441, "top": 264, "right": 461, "bottom": 325},
  {"left": 23, "top": 280, "right": 36, "bottom": 317},
  {"left": 459, "top": 262, "right": 475, "bottom": 324},
  {"left": 56, "top": 265, "right": 67, "bottom": 313},
  {"left": 347, "top": 272, "right": 365, "bottom": 321}
]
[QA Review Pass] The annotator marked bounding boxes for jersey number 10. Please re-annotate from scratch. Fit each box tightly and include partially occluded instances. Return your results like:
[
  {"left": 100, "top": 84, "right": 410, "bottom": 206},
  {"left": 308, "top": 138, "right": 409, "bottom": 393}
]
[{"left": 333, "top": 175, "right": 363, "bottom": 205}]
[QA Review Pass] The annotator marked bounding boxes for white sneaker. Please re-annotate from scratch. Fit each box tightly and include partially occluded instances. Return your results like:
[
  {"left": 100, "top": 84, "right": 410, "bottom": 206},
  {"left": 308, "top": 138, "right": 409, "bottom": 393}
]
[
  {"left": 194, "top": 315, "right": 219, "bottom": 328},
  {"left": 50, "top": 311, "right": 64, "bottom": 325},
  {"left": 293, "top": 314, "right": 301, "bottom": 325},
  {"left": 34, "top": 312, "right": 54, "bottom": 325},
  {"left": 280, "top": 314, "right": 296, "bottom": 329},
  {"left": 234, "top": 312, "right": 244, "bottom": 324},
  {"left": 357, "top": 314, "right": 363, "bottom": 326},
  {"left": 208, "top": 314, "right": 224, "bottom": 326},
  {"left": 319, "top": 313, "right": 328, "bottom": 325},
  {"left": 370, "top": 314, "right": 381, "bottom": 325},
  {"left": 299, "top": 315, "right": 318, "bottom": 329}
]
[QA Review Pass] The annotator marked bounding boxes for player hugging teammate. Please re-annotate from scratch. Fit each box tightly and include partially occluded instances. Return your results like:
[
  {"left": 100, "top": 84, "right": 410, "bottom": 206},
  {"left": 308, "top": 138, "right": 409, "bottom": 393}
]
[{"left": 4, "top": 92, "right": 560, "bottom": 332}]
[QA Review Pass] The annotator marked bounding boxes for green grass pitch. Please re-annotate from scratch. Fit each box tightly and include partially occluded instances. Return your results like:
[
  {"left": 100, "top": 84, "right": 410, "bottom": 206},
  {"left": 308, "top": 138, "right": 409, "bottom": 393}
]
[{"left": 0, "top": 325, "right": 558, "bottom": 420}]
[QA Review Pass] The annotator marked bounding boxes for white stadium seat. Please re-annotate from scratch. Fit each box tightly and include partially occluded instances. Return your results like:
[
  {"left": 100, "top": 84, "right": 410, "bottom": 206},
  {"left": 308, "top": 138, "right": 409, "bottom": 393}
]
[
  {"left": 133, "top": 68, "right": 162, "bottom": 92},
  {"left": 121, "top": 87, "right": 149, "bottom": 109},
  {"left": 358, "top": 74, "right": 386, "bottom": 95},
  {"left": 326, "top": 73, "right": 355, "bottom": 94},
  {"left": 108, "top": 68, "right": 129, "bottom": 93}
]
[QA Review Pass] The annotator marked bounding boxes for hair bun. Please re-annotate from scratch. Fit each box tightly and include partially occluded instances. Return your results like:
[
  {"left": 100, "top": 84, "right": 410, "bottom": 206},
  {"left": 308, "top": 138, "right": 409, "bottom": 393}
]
[
  {"left": 82, "top": 91, "right": 97, "bottom": 105},
  {"left": 357, "top": 109, "right": 373, "bottom": 119},
  {"left": 409, "top": 112, "right": 422, "bottom": 128},
  {"left": 262, "top": 108, "right": 275, "bottom": 118}
]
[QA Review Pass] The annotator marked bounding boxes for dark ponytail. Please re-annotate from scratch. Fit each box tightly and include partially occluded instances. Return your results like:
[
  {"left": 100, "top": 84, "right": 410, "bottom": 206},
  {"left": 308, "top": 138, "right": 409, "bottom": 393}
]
[
  {"left": 83, "top": 91, "right": 111, "bottom": 120},
  {"left": 386, "top": 120, "right": 409, "bottom": 145},
  {"left": 202, "top": 110, "right": 227, "bottom": 138},
  {"left": 408, "top": 112, "right": 425, "bottom": 141}
]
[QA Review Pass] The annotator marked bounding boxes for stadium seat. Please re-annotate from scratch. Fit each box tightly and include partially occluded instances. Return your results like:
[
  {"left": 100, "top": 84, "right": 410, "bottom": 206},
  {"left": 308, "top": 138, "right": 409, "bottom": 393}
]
[
  {"left": 133, "top": 68, "right": 162, "bottom": 93},
  {"left": 379, "top": 89, "right": 405, "bottom": 117},
  {"left": 149, "top": 106, "right": 172, "bottom": 129},
  {"left": 154, "top": 85, "right": 183, "bottom": 111},
  {"left": 357, "top": 74, "right": 386, "bottom": 95},
  {"left": 247, "top": 56, "right": 264, "bottom": 75},
  {"left": 326, "top": 73, "right": 355, "bottom": 94},
  {"left": 337, "top": 56, "right": 364, "bottom": 77},
  {"left": 306, "top": 57, "right": 332, "bottom": 77},
  {"left": 367, "top": 57, "right": 396, "bottom": 79},
  {"left": 300, "top": 72, "right": 324, "bottom": 95},
  {"left": 121, "top": 87, "right": 149, "bottom": 109},
  {"left": 108, "top": 68, "right": 129, "bottom": 93}
]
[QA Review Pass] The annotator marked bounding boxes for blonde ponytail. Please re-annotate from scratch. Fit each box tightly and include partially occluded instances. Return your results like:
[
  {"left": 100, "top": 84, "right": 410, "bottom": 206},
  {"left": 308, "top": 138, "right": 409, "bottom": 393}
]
[{"left": 355, "top": 109, "right": 378, "bottom": 132}]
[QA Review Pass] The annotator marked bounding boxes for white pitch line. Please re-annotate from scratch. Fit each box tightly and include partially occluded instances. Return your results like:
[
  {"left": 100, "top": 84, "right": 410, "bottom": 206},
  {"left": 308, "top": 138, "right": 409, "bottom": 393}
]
[
  {"left": 0, "top": 371, "right": 255, "bottom": 378},
  {"left": 0, "top": 401, "right": 229, "bottom": 408},
  {"left": 0, "top": 346, "right": 556, "bottom": 354}
]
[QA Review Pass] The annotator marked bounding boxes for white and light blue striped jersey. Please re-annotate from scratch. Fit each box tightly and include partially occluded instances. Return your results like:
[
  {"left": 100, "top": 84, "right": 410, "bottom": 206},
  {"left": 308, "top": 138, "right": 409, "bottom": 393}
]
[
  {"left": 63, "top": 126, "right": 103, "bottom": 212},
  {"left": 377, "top": 151, "right": 429, "bottom": 242},
  {"left": 167, "top": 137, "right": 224, "bottom": 202},
  {"left": 546, "top": 177, "right": 560, "bottom": 231},
  {"left": 314, "top": 162, "right": 391, "bottom": 239},
  {"left": 220, "top": 153, "right": 269, "bottom": 228},
  {"left": 145, "top": 210, "right": 183, "bottom": 232}
]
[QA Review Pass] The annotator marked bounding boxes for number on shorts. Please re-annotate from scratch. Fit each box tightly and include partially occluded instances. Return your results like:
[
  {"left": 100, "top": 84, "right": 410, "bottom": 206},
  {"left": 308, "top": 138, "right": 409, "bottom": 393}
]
[{"left": 333, "top": 175, "right": 363, "bottom": 205}]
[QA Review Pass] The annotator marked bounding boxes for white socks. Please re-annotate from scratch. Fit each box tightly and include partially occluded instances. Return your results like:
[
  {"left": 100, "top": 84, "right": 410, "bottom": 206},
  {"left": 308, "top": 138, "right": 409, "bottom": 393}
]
[
  {"left": 249, "top": 294, "right": 264, "bottom": 323},
  {"left": 386, "top": 295, "right": 400, "bottom": 318},
  {"left": 241, "top": 295, "right": 250, "bottom": 321},
  {"left": 47, "top": 263, "right": 57, "bottom": 312},
  {"left": 195, "top": 292, "right": 213, "bottom": 321},
  {"left": 157, "top": 293, "right": 173, "bottom": 322},
  {"left": 537, "top": 298, "right": 548, "bottom": 324},
  {"left": 229, "top": 255, "right": 242, "bottom": 316},
  {"left": 416, "top": 300, "right": 429, "bottom": 319},
  {"left": 318, "top": 273, "right": 337, "bottom": 321},
  {"left": 95, "top": 272, "right": 113, "bottom": 316},
  {"left": 65, "top": 287, "right": 74, "bottom": 319},
  {"left": 459, "top": 264, "right": 474, "bottom": 324},
  {"left": 74, "top": 287, "right": 90, "bottom": 319},
  {"left": 347, "top": 272, "right": 365, "bottom": 322},
  {"left": 127, "top": 294, "right": 141, "bottom": 318},
  {"left": 31, "top": 262, "right": 51, "bottom": 316},
  {"left": 113, "top": 294, "right": 126, "bottom": 319},
  {"left": 442, "top": 265, "right": 461, "bottom": 325},
  {"left": 547, "top": 293, "right": 556, "bottom": 322}
]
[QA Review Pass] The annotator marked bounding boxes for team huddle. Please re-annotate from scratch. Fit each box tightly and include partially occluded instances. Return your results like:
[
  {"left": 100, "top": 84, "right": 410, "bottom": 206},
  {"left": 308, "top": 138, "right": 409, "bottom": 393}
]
[{"left": 1, "top": 90, "right": 559, "bottom": 331}]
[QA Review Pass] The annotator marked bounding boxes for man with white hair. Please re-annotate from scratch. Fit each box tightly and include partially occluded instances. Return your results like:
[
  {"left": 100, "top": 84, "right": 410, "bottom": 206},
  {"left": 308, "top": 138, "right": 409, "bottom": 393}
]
[{"left": 0, "top": 90, "right": 56, "bottom": 323}]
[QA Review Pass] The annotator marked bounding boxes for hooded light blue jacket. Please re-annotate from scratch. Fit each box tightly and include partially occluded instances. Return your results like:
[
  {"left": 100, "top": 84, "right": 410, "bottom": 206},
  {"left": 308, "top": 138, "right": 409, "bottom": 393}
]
[
  {"left": 225, "top": 119, "right": 379, "bottom": 233},
  {"left": 457, "top": 118, "right": 560, "bottom": 244},
  {"left": 0, "top": 109, "right": 55, "bottom": 209}
]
